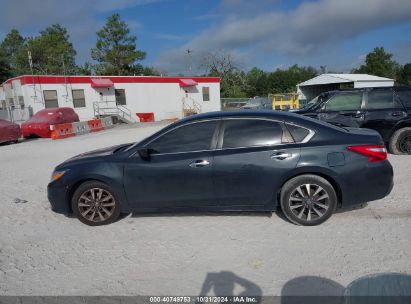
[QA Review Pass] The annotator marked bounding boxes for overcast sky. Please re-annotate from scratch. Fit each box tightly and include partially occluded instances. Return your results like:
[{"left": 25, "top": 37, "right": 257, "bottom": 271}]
[{"left": 0, "top": 0, "right": 410, "bottom": 75}]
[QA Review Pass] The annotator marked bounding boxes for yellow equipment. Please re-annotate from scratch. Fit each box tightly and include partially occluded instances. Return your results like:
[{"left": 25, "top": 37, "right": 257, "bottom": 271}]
[{"left": 270, "top": 93, "right": 300, "bottom": 110}]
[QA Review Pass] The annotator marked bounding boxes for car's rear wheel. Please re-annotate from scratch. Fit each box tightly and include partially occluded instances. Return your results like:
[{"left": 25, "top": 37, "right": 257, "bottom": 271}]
[
  {"left": 280, "top": 175, "right": 337, "bottom": 226},
  {"left": 71, "top": 181, "right": 120, "bottom": 226},
  {"left": 389, "top": 127, "right": 411, "bottom": 155}
]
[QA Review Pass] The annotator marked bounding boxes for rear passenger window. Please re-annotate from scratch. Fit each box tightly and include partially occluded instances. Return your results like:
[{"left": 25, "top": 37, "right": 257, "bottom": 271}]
[
  {"left": 223, "top": 119, "right": 283, "bottom": 149},
  {"left": 367, "top": 90, "right": 394, "bottom": 109},
  {"left": 325, "top": 92, "right": 362, "bottom": 111},
  {"left": 396, "top": 90, "right": 411, "bottom": 108},
  {"left": 286, "top": 124, "right": 310, "bottom": 142}
]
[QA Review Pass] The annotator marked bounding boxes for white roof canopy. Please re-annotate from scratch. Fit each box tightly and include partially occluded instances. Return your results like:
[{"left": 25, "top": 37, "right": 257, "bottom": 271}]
[{"left": 298, "top": 74, "right": 393, "bottom": 87}]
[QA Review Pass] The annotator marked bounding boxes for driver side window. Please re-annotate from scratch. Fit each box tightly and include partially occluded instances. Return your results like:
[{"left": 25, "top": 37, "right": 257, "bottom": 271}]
[
  {"left": 148, "top": 120, "right": 218, "bottom": 154},
  {"left": 325, "top": 92, "right": 363, "bottom": 111}
]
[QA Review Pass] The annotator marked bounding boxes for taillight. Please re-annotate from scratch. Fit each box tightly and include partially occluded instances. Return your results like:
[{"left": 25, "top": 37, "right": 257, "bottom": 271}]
[{"left": 346, "top": 145, "right": 387, "bottom": 162}]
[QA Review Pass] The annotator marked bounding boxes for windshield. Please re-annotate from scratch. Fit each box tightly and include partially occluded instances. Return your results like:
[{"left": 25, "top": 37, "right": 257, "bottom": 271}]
[{"left": 300, "top": 96, "right": 319, "bottom": 109}]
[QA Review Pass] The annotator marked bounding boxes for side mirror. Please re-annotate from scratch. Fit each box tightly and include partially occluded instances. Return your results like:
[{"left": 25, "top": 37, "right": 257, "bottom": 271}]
[
  {"left": 317, "top": 105, "right": 325, "bottom": 113},
  {"left": 137, "top": 148, "right": 151, "bottom": 160}
]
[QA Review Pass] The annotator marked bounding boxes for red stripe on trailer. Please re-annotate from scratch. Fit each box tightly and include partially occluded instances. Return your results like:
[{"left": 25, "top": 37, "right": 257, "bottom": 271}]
[{"left": 3, "top": 75, "right": 220, "bottom": 86}]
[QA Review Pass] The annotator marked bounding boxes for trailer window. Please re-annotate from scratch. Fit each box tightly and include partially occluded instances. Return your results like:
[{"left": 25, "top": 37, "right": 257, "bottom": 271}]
[
  {"left": 202, "top": 87, "right": 210, "bottom": 102},
  {"left": 72, "top": 90, "right": 86, "bottom": 108},
  {"left": 43, "top": 90, "right": 59, "bottom": 108}
]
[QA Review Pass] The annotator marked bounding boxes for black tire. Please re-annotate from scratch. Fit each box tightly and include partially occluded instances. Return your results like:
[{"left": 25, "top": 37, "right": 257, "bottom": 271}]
[
  {"left": 71, "top": 181, "right": 120, "bottom": 226},
  {"left": 280, "top": 175, "right": 337, "bottom": 226},
  {"left": 389, "top": 127, "right": 411, "bottom": 155}
]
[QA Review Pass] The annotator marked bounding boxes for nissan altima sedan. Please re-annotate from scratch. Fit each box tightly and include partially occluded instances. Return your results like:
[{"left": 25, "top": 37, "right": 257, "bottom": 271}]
[{"left": 48, "top": 110, "right": 393, "bottom": 226}]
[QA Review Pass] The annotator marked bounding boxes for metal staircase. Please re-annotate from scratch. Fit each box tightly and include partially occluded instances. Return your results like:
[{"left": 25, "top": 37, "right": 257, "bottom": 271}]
[
  {"left": 93, "top": 101, "right": 134, "bottom": 124},
  {"left": 182, "top": 97, "right": 202, "bottom": 117}
]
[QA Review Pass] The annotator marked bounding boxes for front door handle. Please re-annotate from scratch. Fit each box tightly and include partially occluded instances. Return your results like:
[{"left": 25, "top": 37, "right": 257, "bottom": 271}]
[
  {"left": 271, "top": 152, "right": 292, "bottom": 160},
  {"left": 189, "top": 160, "right": 210, "bottom": 168}
]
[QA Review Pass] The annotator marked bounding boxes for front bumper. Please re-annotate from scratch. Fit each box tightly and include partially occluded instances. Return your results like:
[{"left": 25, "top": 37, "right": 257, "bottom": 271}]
[{"left": 47, "top": 181, "right": 71, "bottom": 214}]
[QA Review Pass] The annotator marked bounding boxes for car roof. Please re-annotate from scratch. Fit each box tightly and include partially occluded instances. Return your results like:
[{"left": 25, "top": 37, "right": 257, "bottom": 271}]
[{"left": 177, "top": 110, "right": 339, "bottom": 131}]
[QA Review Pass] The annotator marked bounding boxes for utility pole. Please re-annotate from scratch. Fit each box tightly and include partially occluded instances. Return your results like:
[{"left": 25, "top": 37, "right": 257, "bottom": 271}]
[
  {"left": 28, "top": 50, "right": 37, "bottom": 99},
  {"left": 186, "top": 49, "right": 193, "bottom": 74},
  {"left": 61, "top": 55, "right": 69, "bottom": 101}
]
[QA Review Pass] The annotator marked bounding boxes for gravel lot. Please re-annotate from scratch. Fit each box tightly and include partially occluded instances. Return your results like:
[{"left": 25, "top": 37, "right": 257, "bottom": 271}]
[{"left": 0, "top": 123, "right": 410, "bottom": 296}]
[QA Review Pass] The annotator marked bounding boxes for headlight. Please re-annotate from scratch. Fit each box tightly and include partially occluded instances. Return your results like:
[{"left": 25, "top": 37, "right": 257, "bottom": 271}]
[{"left": 50, "top": 170, "right": 68, "bottom": 182}]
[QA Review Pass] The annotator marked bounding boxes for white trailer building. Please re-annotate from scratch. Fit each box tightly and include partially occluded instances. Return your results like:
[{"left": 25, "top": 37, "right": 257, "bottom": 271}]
[
  {"left": 297, "top": 74, "right": 394, "bottom": 104},
  {"left": 0, "top": 75, "right": 221, "bottom": 123}
]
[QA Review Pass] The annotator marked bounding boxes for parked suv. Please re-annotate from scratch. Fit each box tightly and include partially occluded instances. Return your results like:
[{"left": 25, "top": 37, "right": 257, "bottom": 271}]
[{"left": 293, "top": 87, "right": 411, "bottom": 154}]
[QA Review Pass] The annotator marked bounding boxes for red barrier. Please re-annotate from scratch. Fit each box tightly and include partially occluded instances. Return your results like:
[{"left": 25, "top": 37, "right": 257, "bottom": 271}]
[
  {"left": 87, "top": 119, "right": 104, "bottom": 132},
  {"left": 136, "top": 112, "right": 155, "bottom": 122},
  {"left": 51, "top": 123, "right": 75, "bottom": 140}
]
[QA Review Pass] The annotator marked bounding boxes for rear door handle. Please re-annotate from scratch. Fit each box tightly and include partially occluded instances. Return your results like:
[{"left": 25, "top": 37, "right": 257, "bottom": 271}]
[
  {"left": 352, "top": 112, "right": 365, "bottom": 119},
  {"left": 271, "top": 152, "right": 292, "bottom": 160},
  {"left": 392, "top": 111, "right": 406, "bottom": 117},
  {"left": 189, "top": 160, "right": 210, "bottom": 168}
]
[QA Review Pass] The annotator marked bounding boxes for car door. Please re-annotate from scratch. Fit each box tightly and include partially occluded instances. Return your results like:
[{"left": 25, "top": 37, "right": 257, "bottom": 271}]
[
  {"left": 318, "top": 91, "right": 365, "bottom": 127},
  {"left": 123, "top": 120, "right": 220, "bottom": 209},
  {"left": 212, "top": 118, "right": 301, "bottom": 208},
  {"left": 362, "top": 88, "right": 408, "bottom": 141}
]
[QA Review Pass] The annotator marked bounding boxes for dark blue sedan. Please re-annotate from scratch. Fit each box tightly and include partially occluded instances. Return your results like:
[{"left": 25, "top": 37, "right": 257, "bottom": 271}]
[{"left": 48, "top": 111, "right": 393, "bottom": 226}]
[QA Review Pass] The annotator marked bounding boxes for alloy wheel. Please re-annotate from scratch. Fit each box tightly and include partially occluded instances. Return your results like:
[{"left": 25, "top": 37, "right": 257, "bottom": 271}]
[
  {"left": 399, "top": 135, "right": 411, "bottom": 154},
  {"left": 288, "top": 184, "right": 330, "bottom": 222},
  {"left": 77, "top": 188, "right": 116, "bottom": 223}
]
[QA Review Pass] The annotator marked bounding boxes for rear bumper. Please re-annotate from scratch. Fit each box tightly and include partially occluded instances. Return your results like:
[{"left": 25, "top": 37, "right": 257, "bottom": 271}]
[
  {"left": 340, "top": 160, "right": 394, "bottom": 207},
  {"left": 47, "top": 182, "right": 71, "bottom": 214}
]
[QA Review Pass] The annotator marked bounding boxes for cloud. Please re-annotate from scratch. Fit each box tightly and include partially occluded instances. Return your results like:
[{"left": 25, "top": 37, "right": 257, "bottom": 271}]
[
  {"left": 155, "top": 0, "right": 411, "bottom": 74},
  {"left": 0, "top": 0, "right": 165, "bottom": 63}
]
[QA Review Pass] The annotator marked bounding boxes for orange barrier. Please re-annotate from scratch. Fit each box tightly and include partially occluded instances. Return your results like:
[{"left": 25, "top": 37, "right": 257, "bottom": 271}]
[
  {"left": 136, "top": 112, "right": 155, "bottom": 122},
  {"left": 87, "top": 119, "right": 104, "bottom": 132},
  {"left": 50, "top": 117, "right": 114, "bottom": 140},
  {"left": 51, "top": 123, "right": 75, "bottom": 140}
]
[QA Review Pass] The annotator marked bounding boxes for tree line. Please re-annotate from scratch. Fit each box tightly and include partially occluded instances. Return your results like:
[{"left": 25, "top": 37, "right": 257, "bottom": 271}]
[
  {"left": 202, "top": 48, "right": 411, "bottom": 98},
  {"left": 1, "top": 12, "right": 410, "bottom": 98}
]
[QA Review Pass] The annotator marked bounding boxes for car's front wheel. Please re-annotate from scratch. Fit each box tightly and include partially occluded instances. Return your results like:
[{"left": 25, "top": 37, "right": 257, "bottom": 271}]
[
  {"left": 71, "top": 181, "right": 120, "bottom": 226},
  {"left": 280, "top": 175, "right": 337, "bottom": 226}
]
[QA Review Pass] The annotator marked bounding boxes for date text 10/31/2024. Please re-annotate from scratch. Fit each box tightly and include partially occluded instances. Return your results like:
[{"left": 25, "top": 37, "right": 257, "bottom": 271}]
[{"left": 149, "top": 296, "right": 260, "bottom": 303}]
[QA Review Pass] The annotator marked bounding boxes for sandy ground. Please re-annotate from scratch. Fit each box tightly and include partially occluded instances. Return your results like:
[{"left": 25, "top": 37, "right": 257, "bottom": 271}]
[{"left": 0, "top": 123, "right": 410, "bottom": 296}]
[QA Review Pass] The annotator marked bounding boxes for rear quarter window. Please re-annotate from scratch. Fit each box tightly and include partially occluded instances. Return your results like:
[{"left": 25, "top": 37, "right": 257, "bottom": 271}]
[{"left": 286, "top": 124, "right": 310, "bottom": 142}]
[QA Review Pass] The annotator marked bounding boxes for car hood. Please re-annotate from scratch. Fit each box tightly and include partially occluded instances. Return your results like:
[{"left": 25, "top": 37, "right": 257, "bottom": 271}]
[{"left": 58, "top": 143, "right": 132, "bottom": 167}]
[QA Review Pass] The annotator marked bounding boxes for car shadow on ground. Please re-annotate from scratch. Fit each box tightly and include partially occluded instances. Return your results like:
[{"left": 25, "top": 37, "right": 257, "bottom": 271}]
[
  {"left": 121, "top": 210, "right": 273, "bottom": 221},
  {"left": 117, "top": 202, "right": 369, "bottom": 224},
  {"left": 281, "top": 272, "right": 411, "bottom": 304}
]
